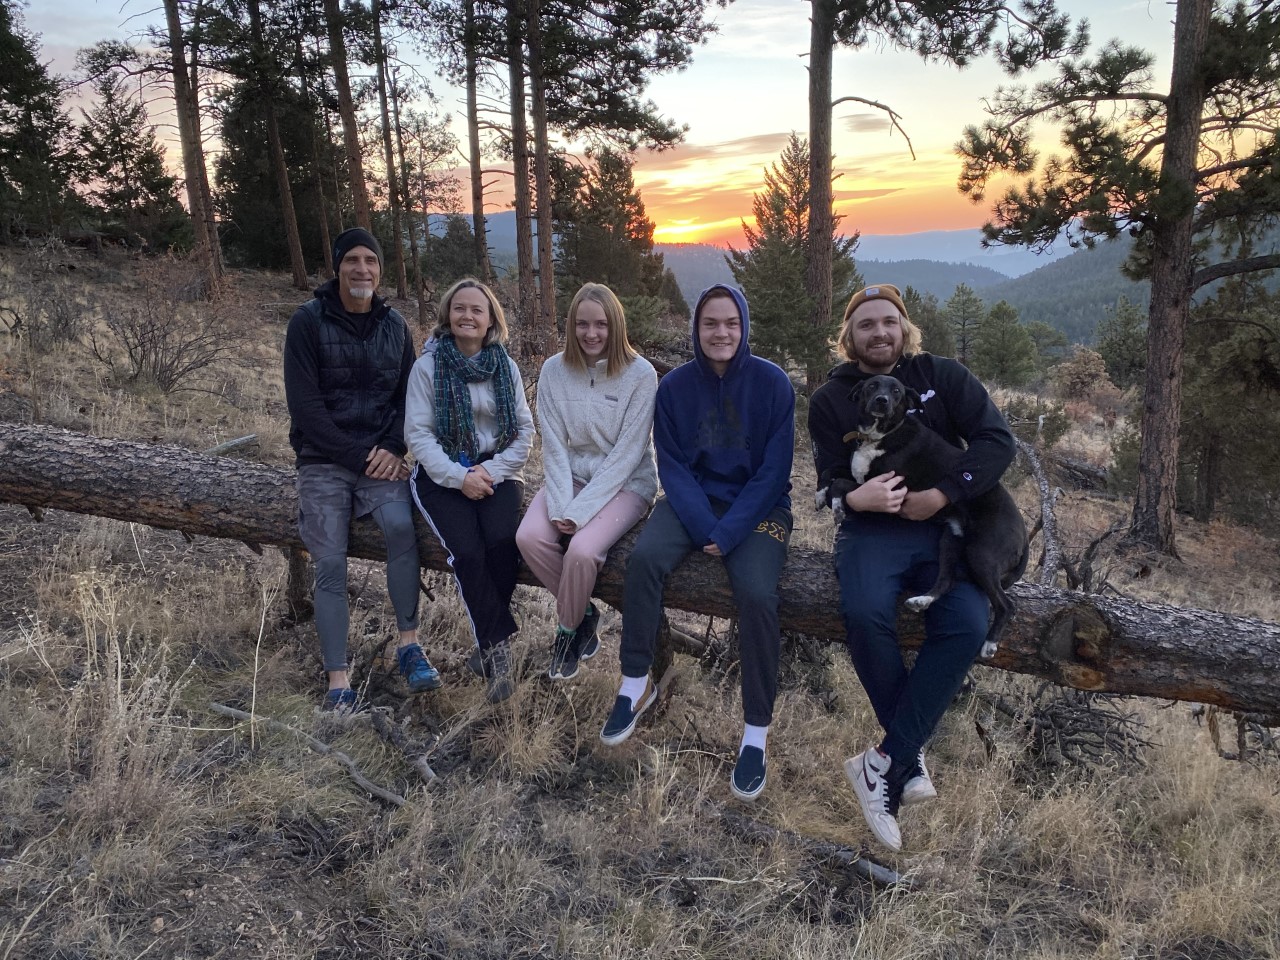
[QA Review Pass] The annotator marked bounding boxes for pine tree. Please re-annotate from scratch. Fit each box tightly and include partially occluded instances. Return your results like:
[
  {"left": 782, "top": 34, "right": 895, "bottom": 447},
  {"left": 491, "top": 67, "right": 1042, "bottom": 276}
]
[
  {"left": 943, "top": 284, "right": 985, "bottom": 366},
  {"left": 77, "top": 70, "right": 189, "bottom": 251},
  {"left": 727, "top": 132, "right": 860, "bottom": 392},
  {"left": 957, "top": 0, "right": 1280, "bottom": 553},
  {"left": 902, "top": 286, "right": 954, "bottom": 358},
  {"left": 971, "top": 300, "right": 1038, "bottom": 386},
  {"left": 0, "top": 0, "right": 79, "bottom": 239},
  {"left": 1096, "top": 297, "right": 1148, "bottom": 391}
]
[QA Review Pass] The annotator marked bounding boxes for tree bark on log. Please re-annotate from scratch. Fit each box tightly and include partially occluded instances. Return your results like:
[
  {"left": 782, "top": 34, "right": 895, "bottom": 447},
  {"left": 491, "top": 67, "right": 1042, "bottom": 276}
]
[{"left": 2, "top": 424, "right": 1278, "bottom": 724}]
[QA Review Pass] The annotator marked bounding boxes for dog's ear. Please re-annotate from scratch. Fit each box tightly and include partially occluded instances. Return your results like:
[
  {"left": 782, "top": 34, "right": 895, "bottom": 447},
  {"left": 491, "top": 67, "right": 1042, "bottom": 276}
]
[
  {"left": 851, "top": 379, "right": 872, "bottom": 408},
  {"left": 906, "top": 387, "right": 922, "bottom": 411}
]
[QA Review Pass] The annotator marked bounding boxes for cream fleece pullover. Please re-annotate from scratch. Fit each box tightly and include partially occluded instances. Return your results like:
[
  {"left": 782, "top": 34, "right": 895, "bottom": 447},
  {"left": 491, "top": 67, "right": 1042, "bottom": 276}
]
[{"left": 537, "top": 352, "right": 658, "bottom": 529}]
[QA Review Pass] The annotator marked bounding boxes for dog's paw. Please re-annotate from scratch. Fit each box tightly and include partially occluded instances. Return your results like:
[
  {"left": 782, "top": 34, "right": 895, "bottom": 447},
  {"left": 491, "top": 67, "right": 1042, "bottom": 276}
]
[
  {"left": 814, "top": 486, "right": 830, "bottom": 512},
  {"left": 831, "top": 499, "right": 849, "bottom": 524},
  {"left": 903, "top": 594, "right": 935, "bottom": 613},
  {"left": 979, "top": 641, "right": 998, "bottom": 660}
]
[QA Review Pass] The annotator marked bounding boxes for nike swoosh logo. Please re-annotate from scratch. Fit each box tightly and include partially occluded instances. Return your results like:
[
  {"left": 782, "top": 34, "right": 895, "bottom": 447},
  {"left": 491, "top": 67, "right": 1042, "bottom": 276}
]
[{"left": 862, "top": 762, "right": 877, "bottom": 793}]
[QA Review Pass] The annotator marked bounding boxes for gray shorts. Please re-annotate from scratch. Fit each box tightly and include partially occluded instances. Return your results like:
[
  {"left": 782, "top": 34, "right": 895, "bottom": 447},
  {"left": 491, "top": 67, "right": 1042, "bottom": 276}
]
[{"left": 296, "top": 463, "right": 412, "bottom": 559}]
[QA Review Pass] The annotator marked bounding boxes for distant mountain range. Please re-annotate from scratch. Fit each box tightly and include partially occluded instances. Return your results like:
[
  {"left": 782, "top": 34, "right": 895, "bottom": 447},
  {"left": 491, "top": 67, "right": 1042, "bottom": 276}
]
[{"left": 469, "top": 214, "right": 1278, "bottom": 346}]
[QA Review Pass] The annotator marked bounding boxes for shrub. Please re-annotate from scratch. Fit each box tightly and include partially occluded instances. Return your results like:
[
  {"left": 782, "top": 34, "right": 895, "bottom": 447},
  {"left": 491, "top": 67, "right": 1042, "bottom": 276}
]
[
  {"left": 1003, "top": 394, "right": 1071, "bottom": 449},
  {"left": 89, "top": 293, "right": 247, "bottom": 394}
]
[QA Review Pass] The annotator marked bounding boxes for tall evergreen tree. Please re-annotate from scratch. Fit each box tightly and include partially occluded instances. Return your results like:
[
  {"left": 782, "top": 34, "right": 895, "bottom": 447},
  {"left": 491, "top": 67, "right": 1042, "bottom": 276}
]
[
  {"left": 957, "top": 0, "right": 1280, "bottom": 554},
  {"left": 971, "top": 299, "right": 1037, "bottom": 386},
  {"left": 76, "top": 70, "right": 189, "bottom": 251},
  {"left": 0, "top": 0, "right": 78, "bottom": 239},
  {"left": 554, "top": 147, "right": 673, "bottom": 308},
  {"left": 727, "top": 132, "right": 861, "bottom": 392}
]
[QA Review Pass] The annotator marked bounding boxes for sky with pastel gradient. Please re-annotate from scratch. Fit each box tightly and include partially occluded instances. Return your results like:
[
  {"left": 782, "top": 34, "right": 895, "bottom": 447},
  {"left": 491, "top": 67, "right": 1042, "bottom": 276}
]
[{"left": 28, "top": 0, "right": 1175, "bottom": 246}]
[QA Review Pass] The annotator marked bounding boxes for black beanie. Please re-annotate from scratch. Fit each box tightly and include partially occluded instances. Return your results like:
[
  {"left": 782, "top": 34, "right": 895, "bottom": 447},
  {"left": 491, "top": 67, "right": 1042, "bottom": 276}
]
[{"left": 333, "top": 227, "right": 383, "bottom": 268}]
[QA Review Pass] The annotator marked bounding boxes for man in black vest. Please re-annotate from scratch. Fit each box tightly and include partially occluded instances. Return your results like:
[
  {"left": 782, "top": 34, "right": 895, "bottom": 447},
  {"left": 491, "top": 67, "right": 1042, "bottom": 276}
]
[{"left": 284, "top": 227, "right": 440, "bottom": 711}]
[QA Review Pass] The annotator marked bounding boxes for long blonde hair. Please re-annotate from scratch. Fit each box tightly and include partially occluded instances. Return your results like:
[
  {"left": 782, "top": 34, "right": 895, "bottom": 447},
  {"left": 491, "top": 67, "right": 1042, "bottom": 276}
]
[
  {"left": 835, "top": 285, "right": 923, "bottom": 363},
  {"left": 563, "top": 283, "right": 637, "bottom": 378}
]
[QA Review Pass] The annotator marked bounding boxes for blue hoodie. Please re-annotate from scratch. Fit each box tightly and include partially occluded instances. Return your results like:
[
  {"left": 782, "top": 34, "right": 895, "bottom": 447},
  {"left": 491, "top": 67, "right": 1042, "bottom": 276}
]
[{"left": 654, "top": 284, "right": 795, "bottom": 555}]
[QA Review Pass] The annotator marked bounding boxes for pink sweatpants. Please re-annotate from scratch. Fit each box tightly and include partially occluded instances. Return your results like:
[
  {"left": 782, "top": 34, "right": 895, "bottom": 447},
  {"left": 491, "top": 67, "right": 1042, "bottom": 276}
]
[{"left": 516, "top": 485, "right": 650, "bottom": 629}]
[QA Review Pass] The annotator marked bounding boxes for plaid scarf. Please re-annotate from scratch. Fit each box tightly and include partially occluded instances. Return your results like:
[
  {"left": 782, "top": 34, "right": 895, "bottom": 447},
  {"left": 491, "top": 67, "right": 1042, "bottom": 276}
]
[{"left": 433, "top": 335, "right": 519, "bottom": 464}]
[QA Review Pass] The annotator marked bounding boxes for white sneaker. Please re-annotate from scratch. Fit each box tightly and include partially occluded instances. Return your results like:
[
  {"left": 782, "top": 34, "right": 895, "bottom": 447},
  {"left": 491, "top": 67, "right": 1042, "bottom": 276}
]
[
  {"left": 901, "top": 751, "right": 938, "bottom": 806},
  {"left": 845, "top": 749, "right": 902, "bottom": 851}
]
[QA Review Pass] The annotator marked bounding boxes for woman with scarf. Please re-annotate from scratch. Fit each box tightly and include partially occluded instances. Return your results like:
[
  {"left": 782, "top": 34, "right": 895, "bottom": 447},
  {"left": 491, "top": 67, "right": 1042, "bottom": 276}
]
[{"left": 405, "top": 278, "right": 534, "bottom": 703}]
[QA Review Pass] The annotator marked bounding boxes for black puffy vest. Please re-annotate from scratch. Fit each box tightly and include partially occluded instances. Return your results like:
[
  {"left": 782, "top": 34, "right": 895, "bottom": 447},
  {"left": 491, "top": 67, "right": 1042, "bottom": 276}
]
[{"left": 298, "top": 296, "right": 407, "bottom": 458}]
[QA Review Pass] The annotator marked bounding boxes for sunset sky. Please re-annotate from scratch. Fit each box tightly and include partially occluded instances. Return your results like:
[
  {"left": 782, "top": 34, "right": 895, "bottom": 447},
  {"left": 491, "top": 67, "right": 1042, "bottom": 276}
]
[{"left": 30, "top": 0, "right": 1175, "bottom": 246}]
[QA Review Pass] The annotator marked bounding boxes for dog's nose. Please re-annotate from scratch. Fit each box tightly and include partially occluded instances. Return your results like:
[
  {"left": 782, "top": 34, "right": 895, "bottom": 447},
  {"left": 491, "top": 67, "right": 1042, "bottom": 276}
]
[{"left": 870, "top": 394, "right": 891, "bottom": 413}]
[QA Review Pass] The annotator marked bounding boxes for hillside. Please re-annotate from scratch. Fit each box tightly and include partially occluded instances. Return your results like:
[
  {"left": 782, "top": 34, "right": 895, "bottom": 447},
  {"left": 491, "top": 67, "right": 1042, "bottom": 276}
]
[{"left": 0, "top": 246, "right": 1278, "bottom": 959}]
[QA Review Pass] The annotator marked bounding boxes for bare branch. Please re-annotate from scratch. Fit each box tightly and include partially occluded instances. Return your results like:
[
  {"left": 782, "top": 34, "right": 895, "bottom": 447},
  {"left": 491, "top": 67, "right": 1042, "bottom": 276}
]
[{"left": 830, "top": 95, "right": 916, "bottom": 160}]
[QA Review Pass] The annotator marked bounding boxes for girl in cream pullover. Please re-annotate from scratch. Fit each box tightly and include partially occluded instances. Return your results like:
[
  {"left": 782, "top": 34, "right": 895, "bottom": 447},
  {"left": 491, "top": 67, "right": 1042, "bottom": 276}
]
[{"left": 516, "top": 283, "right": 657, "bottom": 681}]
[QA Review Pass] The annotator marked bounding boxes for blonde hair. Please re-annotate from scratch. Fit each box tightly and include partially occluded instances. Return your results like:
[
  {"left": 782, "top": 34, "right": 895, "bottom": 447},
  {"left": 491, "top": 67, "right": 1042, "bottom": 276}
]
[
  {"left": 835, "top": 287, "right": 924, "bottom": 363},
  {"left": 432, "top": 277, "right": 508, "bottom": 346},
  {"left": 563, "top": 283, "right": 637, "bottom": 378}
]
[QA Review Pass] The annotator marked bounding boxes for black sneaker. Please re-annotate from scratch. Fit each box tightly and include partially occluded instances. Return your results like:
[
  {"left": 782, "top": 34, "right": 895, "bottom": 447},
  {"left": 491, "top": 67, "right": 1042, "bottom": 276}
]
[
  {"left": 576, "top": 602, "right": 601, "bottom": 661},
  {"left": 599, "top": 677, "right": 656, "bottom": 746},
  {"left": 731, "top": 746, "right": 767, "bottom": 801},
  {"left": 548, "top": 626, "right": 580, "bottom": 681},
  {"left": 397, "top": 643, "right": 442, "bottom": 693},
  {"left": 483, "top": 641, "right": 515, "bottom": 704}
]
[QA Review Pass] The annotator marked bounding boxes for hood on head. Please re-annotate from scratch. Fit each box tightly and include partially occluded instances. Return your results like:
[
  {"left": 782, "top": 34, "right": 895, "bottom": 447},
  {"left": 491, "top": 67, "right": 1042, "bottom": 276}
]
[{"left": 691, "top": 283, "right": 751, "bottom": 374}]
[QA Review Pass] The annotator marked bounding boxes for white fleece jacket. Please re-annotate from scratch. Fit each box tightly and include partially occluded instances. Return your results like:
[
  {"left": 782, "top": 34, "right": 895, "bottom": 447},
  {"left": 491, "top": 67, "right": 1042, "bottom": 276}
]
[{"left": 537, "top": 352, "right": 658, "bottom": 529}]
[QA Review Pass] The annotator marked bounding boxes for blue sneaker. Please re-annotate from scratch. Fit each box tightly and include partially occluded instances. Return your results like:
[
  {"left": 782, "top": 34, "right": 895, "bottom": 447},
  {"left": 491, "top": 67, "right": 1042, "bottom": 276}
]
[
  {"left": 731, "top": 746, "right": 767, "bottom": 801},
  {"left": 576, "top": 602, "right": 601, "bottom": 661},
  {"left": 397, "top": 643, "right": 442, "bottom": 693},
  {"left": 599, "top": 677, "right": 656, "bottom": 746},
  {"left": 321, "top": 688, "right": 367, "bottom": 714}
]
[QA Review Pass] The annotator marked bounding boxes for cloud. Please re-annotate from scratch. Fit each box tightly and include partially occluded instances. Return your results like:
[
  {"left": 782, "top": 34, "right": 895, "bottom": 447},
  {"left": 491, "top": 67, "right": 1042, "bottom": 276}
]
[
  {"left": 640, "top": 132, "right": 794, "bottom": 170},
  {"left": 844, "top": 113, "right": 893, "bottom": 135},
  {"left": 832, "top": 188, "right": 902, "bottom": 201}
]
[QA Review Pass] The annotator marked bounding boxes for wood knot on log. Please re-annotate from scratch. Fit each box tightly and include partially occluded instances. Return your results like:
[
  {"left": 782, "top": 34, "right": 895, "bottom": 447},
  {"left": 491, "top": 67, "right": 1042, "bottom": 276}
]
[{"left": 1042, "top": 604, "right": 1111, "bottom": 690}]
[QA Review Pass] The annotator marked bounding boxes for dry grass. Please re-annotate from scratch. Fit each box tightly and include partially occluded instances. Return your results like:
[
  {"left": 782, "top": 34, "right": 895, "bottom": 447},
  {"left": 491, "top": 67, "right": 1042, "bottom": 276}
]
[{"left": 1, "top": 247, "right": 1278, "bottom": 959}]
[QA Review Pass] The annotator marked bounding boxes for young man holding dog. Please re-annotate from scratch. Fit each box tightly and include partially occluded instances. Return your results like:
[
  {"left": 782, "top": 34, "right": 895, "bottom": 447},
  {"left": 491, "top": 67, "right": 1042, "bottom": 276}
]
[
  {"left": 284, "top": 227, "right": 440, "bottom": 712},
  {"left": 808, "top": 283, "right": 1015, "bottom": 850},
  {"left": 598, "top": 284, "right": 795, "bottom": 802}
]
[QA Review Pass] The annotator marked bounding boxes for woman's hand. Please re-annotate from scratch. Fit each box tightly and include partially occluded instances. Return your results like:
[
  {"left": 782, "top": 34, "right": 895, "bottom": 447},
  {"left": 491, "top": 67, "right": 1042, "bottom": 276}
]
[
  {"left": 461, "top": 464, "right": 495, "bottom": 500},
  {"left": 844, "top": 471, "right": 906, "bottom": 514}
]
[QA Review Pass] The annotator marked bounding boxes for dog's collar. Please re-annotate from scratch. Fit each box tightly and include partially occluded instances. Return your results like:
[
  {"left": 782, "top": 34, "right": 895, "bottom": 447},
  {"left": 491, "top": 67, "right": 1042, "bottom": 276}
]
[{"left": 843, "top": 430, "right": 871, "bottom": 443}]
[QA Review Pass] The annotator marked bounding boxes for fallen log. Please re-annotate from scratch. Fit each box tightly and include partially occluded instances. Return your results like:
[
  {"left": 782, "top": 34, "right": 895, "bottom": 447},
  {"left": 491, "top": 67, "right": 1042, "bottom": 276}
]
[{"left": 2, "top": 423, "right": 1278, "bottom": 724}]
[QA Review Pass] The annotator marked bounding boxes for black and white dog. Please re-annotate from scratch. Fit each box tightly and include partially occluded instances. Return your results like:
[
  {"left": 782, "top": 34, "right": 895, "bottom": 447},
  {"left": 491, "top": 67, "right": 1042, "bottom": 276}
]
[{"left": 816, "top": 375, "right": 1028, "bottom": 659}]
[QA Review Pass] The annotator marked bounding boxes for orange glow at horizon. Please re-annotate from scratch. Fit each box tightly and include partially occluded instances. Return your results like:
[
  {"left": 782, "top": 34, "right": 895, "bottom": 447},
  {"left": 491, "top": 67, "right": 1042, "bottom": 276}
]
[{"left": 649, "top": 183, "right": 991, "bottom": 246}]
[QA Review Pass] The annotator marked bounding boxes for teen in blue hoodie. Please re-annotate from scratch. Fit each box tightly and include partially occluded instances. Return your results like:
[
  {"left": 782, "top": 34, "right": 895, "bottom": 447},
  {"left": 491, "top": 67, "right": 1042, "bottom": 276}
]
[{"left": 598, "top": 284, "right": 795, "bottom": 802}]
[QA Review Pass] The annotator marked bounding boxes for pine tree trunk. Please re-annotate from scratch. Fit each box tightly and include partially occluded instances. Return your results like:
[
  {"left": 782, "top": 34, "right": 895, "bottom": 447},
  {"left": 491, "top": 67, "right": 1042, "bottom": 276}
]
[
  {"left": 186, "top": 15, "right": 224, "bottom": 282},
  {"left": 372, "top": 0, "right": 407, "bottom": 298},
  {"left": 507, "top": 0, "right": 537, "bottom": 341},
  {"left": 1128, "top": 0, "right": 1212, "bottom": 556},
  {"left": 248, "top": 0, "right": 308, "bottom": 291},
  {"left": 390, "top": 72, "right": 429, "bottom": 327},
  {"left": 1192, "top": 432, "right": 1221, "bottom": 523},
  {"left": 464, "top": 0, "right": 495, "bottom": 283},
  {"left": 805, "top": 0, "right": 836, "bottom": 397},
  {"left": 323, "top": 0, "right": 372, "bottom": 230},
  {"left": 297, "top": 39, "right": 334, "bottom": 278},
  {"left": 527, "top": 0, "right": 555, "bottom": 362},
  {"left": 162, "top": 0, "right": 219, "bottom": 293}
]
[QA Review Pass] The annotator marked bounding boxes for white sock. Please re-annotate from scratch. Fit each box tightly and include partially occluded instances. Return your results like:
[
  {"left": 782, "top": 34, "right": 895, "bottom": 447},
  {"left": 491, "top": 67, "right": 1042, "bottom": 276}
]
[
  {"left": 740, "top": 723, "right": 769, "bottom": 755},
  {"left": 619, "top": 674, "right": 649, "bottom": 706}
]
